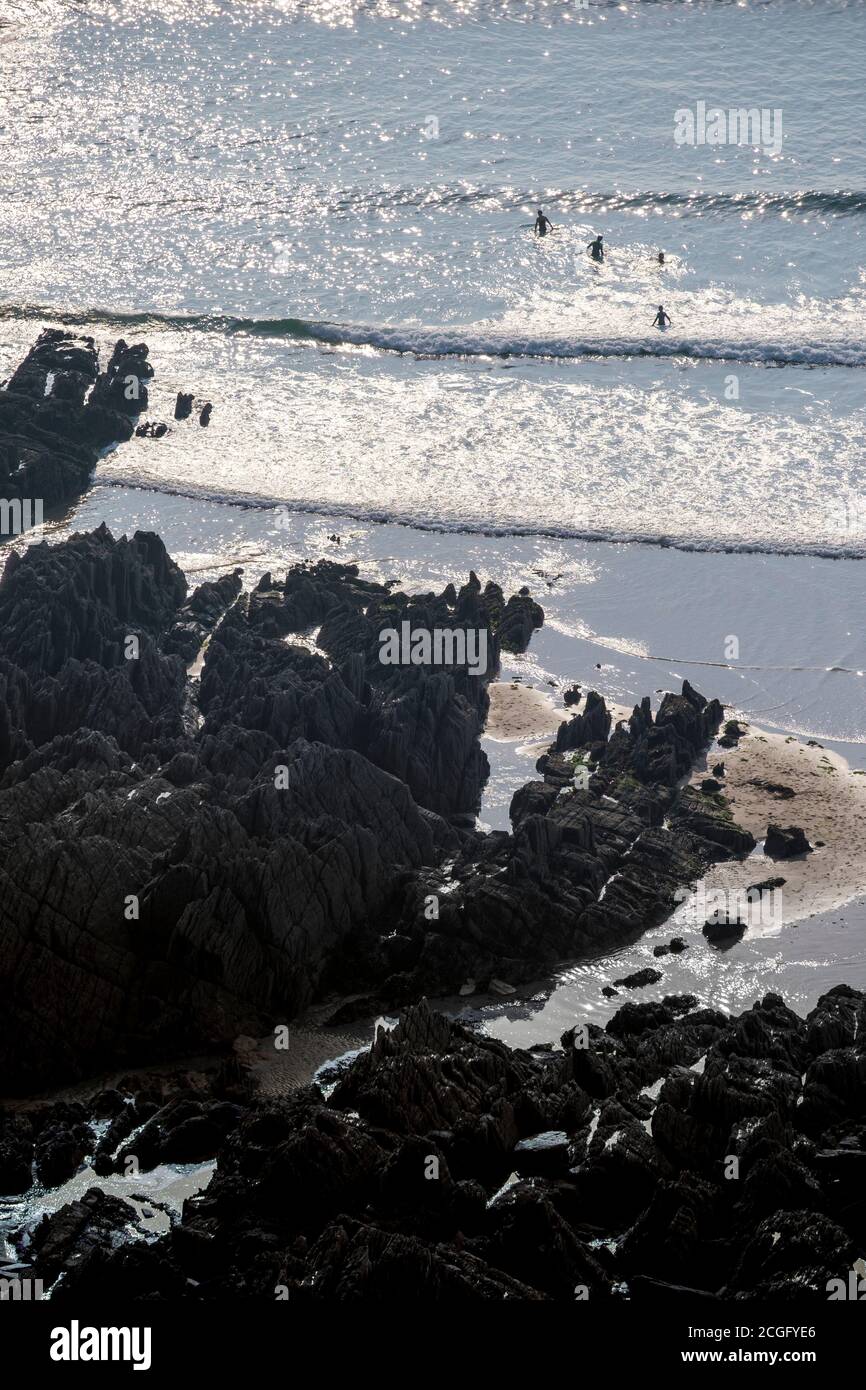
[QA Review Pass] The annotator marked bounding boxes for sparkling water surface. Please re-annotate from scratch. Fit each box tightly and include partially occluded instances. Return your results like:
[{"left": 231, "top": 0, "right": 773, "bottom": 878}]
[
  {"left": 0, "top": 0, "right": 864, "bottom": 552},
  {"left": 1, "top": 0, "right": 864, "bottom": 1046}
]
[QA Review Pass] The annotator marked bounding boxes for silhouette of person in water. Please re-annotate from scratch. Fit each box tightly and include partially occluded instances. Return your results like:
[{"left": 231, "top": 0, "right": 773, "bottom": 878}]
[
  {"left": 652, "top": 305, "right": 671, "bottom": 328},
  {"left": 534, "top": 208, "right": 554, "bottom": 237},
  {"left": 657, "top": 251, "right": 665, "bottom": 265},
  {"left": 587, "top": 234, "right": 604, "bottom": 260}
]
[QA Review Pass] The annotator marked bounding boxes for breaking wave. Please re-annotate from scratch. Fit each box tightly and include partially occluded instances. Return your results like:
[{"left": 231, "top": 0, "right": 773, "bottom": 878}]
[
  {"left": 1, "top": 303, "right": 863, "bottom": 370},
  {"left": 94, "top": 472, "right": 866, "bottom": 563}
]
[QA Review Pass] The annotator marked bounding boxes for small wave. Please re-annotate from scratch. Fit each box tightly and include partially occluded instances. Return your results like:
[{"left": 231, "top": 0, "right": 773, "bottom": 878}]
[
  {"left": 0, "top": 302, "right": 244, "bottom": 336},
  {"left": 284, "top": 321, "right": 866, "bottom": 370},
  {"left": 332, "top": 185, "right": 866, "bottom": 221},
  {"left": 535, "top": 187, "right": 866, "bottom": 220},
  {"left": 95, "top": 472, "right": 866, "bottom": 563},
  {"left": 2, "top": 302, "right": 862, "bottom": 370}
]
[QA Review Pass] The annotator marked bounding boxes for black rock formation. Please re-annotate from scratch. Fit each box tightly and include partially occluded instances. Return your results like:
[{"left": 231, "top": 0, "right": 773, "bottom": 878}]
[
  {"left": 8, "top": 988, "right": 863, "bottom": 1302},
  {"left": 0, "top": 518, "right": 762, "bottom": 1090},
  {"left": 765, "top": 825, "right": 812, "bottom": 858},
  {"left": 0, "top": 330, "right": 149, "bottom": 524}
]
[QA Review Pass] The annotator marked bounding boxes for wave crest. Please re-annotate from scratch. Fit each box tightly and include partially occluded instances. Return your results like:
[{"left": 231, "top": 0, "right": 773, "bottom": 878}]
[{"left": 2, "top": 303, "right": 862, "bottom": 370}]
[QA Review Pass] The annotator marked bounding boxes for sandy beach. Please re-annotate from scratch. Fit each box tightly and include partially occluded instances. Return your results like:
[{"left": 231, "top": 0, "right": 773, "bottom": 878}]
[
  {"left": 689, "top": 724, "right": 866, "bottom": 925},
  {"left": 484, "top": 679, "right": 561, "bottom": 741}
]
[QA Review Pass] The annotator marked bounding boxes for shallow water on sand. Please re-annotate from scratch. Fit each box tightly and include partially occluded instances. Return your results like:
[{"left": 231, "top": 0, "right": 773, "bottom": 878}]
[
  {"left": 0, "top": 1158, "right": 215, "bottom": 1281},
  {"left": 60, "top": 481, "right": 866, "bottom": 769},
  {"left": 473, "top": 896, "right": 866, "bottom": 1048}
]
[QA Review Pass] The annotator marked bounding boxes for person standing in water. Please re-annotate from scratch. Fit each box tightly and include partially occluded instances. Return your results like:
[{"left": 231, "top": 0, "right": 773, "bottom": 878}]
[
  {"left": 534, "top": 208, "right": 554, "bottom": 237},
  {"left": 587, "top": 234, "right": 604, "bottom": 260},
  {"left": 657, "top": 251, "right": 665, "bottom": 265},
  {"left": 652, "top": 305, "right": 671, "bottom": 327}
]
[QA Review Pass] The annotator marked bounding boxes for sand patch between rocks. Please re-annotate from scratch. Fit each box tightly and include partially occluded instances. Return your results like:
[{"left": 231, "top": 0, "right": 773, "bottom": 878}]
[
  {"left": 485, "top": 681, "right": 562, "bottom": 741},
  {"left": 688, "top": 727, "right": 866, "bottom": 926},
  {"left": 485, "top": 682, "right": 638, "bottom": 745},
  {"left": 244, "top": 1014, "right": 375, "bottom": 1097}
]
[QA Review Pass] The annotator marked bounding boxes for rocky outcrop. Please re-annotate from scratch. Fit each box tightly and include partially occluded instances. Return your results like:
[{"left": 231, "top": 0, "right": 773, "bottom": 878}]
[
  {"left": 0, "top": 525, "right": 553, "bottom": 1088},
  {"left": 11, "top": 988, "right": 863, "bottom": 1302},
  {"left": 0, "top": 516, "right": 755, "bottom": 1090},
  {"left": 484, "top": 683, "right": 756, "bottom": 1009},
  {"left": 765, "top": 824, "right": 812, "bottom": 858},
  {"left": 0, "top": 330, "right": 150, "bottom": 524}
]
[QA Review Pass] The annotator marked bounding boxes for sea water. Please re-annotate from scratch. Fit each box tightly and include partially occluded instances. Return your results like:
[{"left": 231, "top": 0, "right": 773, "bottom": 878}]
[{"left": 0, "top": 0, "right": 864, "bottom": 555}]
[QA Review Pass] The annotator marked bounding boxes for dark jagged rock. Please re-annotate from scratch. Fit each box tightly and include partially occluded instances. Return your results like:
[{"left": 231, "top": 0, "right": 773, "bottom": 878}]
[
  {"left": 0, "top": 330, "right": 147, "bottom": 522},
  {"left": 718, "top": 719, "right": 747, "bottom": 748},
  {"left": 703, "top": 915, "right": 747, "bottom": 945},
  {"left": 163, "top": 569, "right": 243, "bottom": 663},
  {"left": 491, "top": 680, "right": 755, "bottom": 1007},
  {"left": 0, "top": 527, "right": 566, "bottom": 1088},
  {"left": 748, "top": 876, "right": 786, "bottom": 895},
  {"left": 28, "top": 1188, "right": 143, "bottom": 1284},
  {"left": 0, "top": 514, "right": 786, "bottom": 1094},
  {"left": 34, "top": 1116, "right": 91, "bottom": 1186},
  {"left": 512, "top": 1130, "right": 570, "bottom": 1176},
  {"left": 612, "top": 968, "right": 663, "bottom": 990},
  {"left": 668, "top": 786, "right": 756, "bottom": 856},
  {"left": 17, "top": 989, "right": 862, "bottom": 1303},
  {"left": 89, "top": 339, "right": 153, "bottom": 418},
  {"left": 496, "top": 587, "right": 544, "bottom": 652},
  {"left": 509, "top": 779, "right": 559, "bottom": 825},
  {"left": 765, "top": 824, "right": 812, "bottom": 858},
  {"left": 748, "top": 779, "right": 795, "bottom": 800},
  {"left": 555, "top": 689, "right": 611, "bottom": 752}
]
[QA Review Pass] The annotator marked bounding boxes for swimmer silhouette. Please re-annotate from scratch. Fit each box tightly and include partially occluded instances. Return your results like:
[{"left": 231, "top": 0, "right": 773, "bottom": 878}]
[
  {"left": 587, "top": 234, "right": 604, "bottom": 261},
  {"left": 652, "top": 305, "right": 671, "bottom": 328},
  {"left": 534, "top": 208, "right": 554, "bottom": 237}
]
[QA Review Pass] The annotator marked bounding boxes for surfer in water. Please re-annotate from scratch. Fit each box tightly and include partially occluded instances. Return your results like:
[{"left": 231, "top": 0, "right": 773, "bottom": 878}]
[
  {"left": 534, "top": 208, "right": 554, "bottom": 237},
  {"left": 652, "top": 305, "right": 671, "bottom": 328},
  {"left": 657, "top": 251, "right": 665, "bottom": 265},
  {"left": 587, "top": 234, "right": 604, "bottom": 261}
]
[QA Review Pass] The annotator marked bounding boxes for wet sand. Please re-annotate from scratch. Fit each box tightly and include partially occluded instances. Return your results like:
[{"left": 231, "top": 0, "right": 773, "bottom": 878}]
[
  {"left": 691, "top": 724, "right": 866, "bottom": 924},
  {"left": 485, "top": 680, "right": 561, "bottom": 741},
  {"left": 241, "top": 1008, "right": 376, "bottom": 1097}
]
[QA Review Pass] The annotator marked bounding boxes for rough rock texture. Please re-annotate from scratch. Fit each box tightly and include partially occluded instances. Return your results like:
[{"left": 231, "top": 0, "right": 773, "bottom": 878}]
[
  {"left": 765, "top": 824, "right": 812, "bottom": 859},
  {"left": 10, "top": 989, "right": 864, "bottom": 1302},
  {"left": 0, "top": 516, "right": 756, "bottom": 1090},
  {"left": 0, "top": 525, "right": 542, "bottom": 1087},
  {"left": 0, "top": 329, "right": 150, "bottom": 521}
]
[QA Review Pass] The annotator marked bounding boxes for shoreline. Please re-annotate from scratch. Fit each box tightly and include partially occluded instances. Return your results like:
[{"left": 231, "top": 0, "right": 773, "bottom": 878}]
[
  {"left": 61, "top": 471, "right": 866, "bottom": 563},
  {"left": 687, "top": 725, "right": 866, "bottom": 926},
  {"left": 3, "top": 457, "right": 860, "bottom": 1081},
  {"left": 1, "top": 337, "right": 864, "bottom": 1310},
  {"left": 3, "top": 0, "right": 866, "bottom": 1321},
  {"left": 50, "top": 482, "right": 866, "bottom": 760},
  {"left": 0, "top": 510, "right": 767, "bottom": 1091},
  {"left": 8, "top": 886, "right": 865, "bottom": 1113}
]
